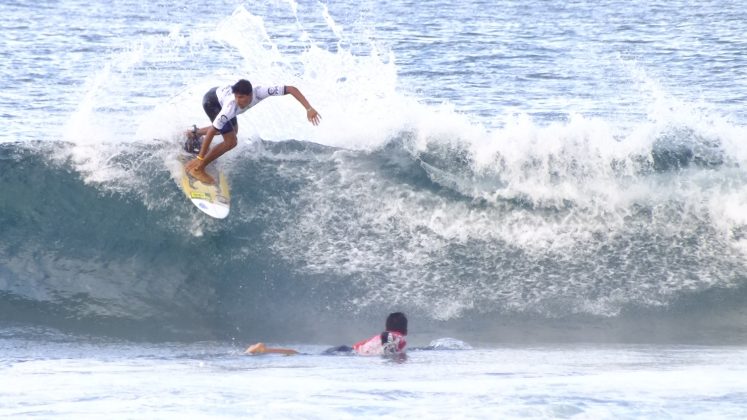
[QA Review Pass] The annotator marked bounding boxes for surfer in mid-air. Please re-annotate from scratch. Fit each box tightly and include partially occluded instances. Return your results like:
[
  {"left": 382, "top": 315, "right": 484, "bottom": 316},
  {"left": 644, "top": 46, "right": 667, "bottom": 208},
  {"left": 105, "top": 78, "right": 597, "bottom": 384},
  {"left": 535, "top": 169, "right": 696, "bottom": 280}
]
[{"left": 185, "top": 79, "right": 321, "bottom": 184}]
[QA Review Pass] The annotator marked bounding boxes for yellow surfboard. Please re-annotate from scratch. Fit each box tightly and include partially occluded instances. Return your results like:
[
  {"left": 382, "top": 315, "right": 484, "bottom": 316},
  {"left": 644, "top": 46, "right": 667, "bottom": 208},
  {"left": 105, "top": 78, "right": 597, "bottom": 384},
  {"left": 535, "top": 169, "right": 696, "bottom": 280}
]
[{"left": 179, "top": 157, "right": 231, "bottom": 219}]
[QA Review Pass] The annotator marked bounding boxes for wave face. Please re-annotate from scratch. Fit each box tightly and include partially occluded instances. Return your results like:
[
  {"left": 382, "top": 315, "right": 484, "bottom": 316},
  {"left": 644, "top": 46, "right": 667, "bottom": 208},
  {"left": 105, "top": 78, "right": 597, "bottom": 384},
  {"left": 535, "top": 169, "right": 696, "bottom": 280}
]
[
  {"left": 2, "top": 133, "right": 747, "bottom": 343},
  {"left": 4, "top": 2, "right": 747, "bottom": 343}
]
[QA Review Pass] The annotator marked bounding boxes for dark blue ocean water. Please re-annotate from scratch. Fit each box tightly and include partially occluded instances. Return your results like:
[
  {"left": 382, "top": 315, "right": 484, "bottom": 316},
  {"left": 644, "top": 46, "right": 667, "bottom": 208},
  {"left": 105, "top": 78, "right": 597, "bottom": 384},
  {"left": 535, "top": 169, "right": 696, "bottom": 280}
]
[{"left": 2, "top": 0, "right": 747, "bottom": 416}]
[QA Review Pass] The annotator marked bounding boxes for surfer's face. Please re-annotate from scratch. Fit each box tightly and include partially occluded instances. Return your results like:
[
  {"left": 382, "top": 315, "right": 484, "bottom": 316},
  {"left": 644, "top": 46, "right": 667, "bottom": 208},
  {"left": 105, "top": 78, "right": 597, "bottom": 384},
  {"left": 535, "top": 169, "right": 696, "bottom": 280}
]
[{"left": 235, "top": 93, "right": 252, "bottom": 108}]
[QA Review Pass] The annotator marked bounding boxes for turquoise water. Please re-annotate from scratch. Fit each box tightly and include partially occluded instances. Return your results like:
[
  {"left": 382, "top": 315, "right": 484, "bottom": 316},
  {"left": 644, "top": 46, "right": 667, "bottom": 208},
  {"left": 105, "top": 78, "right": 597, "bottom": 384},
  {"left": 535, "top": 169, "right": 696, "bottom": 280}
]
[{"left": 2, "top": 0, "right": 747, "bottom": 417}]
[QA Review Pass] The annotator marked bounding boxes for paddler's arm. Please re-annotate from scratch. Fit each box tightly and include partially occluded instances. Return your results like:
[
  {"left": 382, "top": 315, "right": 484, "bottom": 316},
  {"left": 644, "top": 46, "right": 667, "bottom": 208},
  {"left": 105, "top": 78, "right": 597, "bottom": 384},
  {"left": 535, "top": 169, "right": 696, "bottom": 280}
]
[
  {"left": 284, "top": 86, "right": 321, "bottom": 126},
  {"left": 245, "top": 342, "right": 299, "bottom": 356}
]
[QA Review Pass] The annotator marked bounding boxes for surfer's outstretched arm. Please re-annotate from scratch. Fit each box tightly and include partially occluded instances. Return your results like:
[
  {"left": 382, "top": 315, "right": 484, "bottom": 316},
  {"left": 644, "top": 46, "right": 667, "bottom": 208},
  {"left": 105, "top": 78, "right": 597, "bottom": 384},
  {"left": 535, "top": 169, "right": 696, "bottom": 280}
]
[
  {"left": 284, "top": 85, "right": 321, "bottom": 126},
  {"left": 245, "top": 342, "right": 299, "bottom": 356}
]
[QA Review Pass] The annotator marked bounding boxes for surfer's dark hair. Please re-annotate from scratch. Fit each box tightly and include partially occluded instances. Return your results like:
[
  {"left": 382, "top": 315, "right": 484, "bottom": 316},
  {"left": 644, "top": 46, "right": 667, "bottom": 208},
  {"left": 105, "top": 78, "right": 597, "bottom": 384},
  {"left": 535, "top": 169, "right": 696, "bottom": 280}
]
[
  {"left": 386, "top": 312, "right": 408, "bottom": 335},
  {"left": 232, "top": 79, "right": 253, "bottom": 95}
]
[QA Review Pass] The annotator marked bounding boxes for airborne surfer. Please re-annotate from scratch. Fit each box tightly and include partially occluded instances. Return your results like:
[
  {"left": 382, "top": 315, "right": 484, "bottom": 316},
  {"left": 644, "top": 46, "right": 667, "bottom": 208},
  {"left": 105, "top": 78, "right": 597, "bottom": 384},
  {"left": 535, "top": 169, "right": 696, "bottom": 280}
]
[{"left": 184, "top": 79, "right": 321, "bottom": 184}]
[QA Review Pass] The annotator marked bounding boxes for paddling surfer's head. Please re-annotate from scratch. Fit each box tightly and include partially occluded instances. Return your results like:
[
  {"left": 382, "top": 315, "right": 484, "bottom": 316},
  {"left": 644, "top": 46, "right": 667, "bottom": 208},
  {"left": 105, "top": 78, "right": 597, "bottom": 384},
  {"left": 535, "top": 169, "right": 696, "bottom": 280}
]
[{"left": 385, "top": 312, "right": 408, "bottom": 335}]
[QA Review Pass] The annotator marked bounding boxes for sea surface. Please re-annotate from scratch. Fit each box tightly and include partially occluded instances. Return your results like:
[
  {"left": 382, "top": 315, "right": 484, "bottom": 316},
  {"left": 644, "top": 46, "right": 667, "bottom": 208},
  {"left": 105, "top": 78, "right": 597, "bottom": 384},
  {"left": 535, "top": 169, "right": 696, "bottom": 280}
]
[{"left": 2, "top": 0, "right": 747, "bottom": 417}]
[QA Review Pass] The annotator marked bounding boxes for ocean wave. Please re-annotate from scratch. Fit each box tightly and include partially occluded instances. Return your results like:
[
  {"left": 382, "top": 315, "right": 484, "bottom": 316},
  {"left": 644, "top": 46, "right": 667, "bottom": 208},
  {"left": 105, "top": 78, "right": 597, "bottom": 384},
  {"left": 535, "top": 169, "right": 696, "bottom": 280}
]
[{"left": 1, "top": 138, "right": 746, "bottom": 342}]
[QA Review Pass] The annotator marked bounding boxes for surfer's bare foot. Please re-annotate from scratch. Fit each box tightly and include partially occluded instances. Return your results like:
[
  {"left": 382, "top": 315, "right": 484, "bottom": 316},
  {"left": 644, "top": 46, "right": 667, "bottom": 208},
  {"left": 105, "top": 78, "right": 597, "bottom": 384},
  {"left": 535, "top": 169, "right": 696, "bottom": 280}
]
[
  {"left": 185, "top": 124, "right": 200, "bottom": 140},
  {"left": 188, "top": 167, "right": 215, "bottom": 185},
  {"left": 185, "top": 158, "right": 200, "bottom": 172}
]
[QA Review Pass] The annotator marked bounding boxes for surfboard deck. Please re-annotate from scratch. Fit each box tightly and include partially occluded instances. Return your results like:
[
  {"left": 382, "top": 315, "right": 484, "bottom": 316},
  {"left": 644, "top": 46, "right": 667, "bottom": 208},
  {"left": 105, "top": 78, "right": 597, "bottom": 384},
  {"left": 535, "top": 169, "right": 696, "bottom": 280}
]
[{"left": 178, "top": 156, "right": 231, "bottom": 219}]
